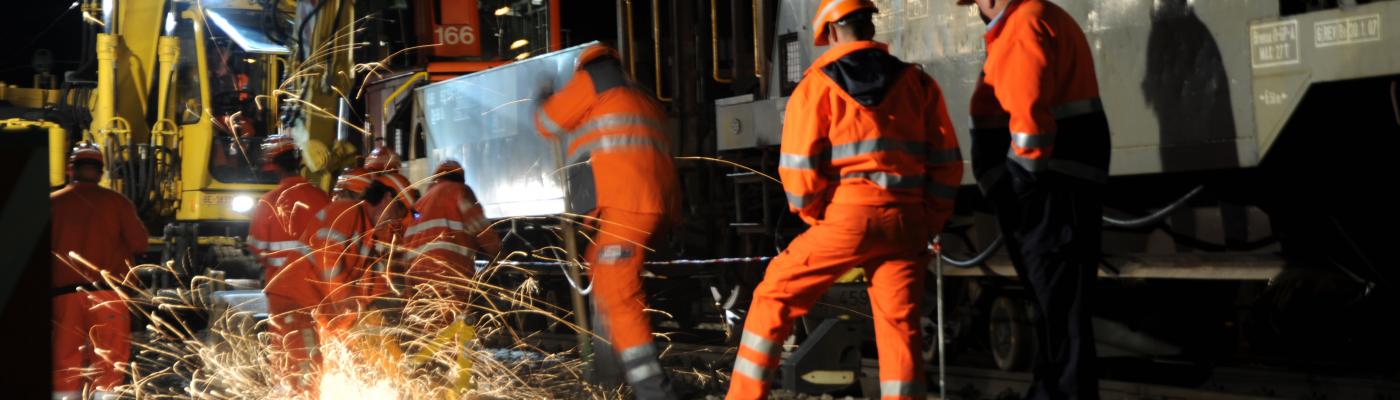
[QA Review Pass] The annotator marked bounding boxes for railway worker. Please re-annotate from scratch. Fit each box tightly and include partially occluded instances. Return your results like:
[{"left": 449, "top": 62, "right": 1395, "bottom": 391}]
[
  {"left": 533, "top": 43, "right": 682, "bottom": 400},
  {"left": 263, "top": 172, "right": 416, "bottom": 396},
  {"left": 959, "top": 0, "right": 1111, "bottom": 397},
  {"left": 247, "top": 135, "right": 327, "bottom": 396},
  {"left": 362, "top": 146, "right": 417, "bottom": 250},
  {"left": 726, "top": 1, "right": 963, "bottom": 398},
  {"left": 310, "top": 171, "right": 416, "bottom": 323},
  {"left": 403, "top": 160, "right": 501, "bottom": 295},
  {"left": 247, "top": 134, "right": 330, "bottom": 285},
  {"left": 51, "top": 141, "right": 149, "bottom": 400}
]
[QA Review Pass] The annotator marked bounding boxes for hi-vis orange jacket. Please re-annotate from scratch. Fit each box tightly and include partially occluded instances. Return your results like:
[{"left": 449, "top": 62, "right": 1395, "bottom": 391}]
[
  {"left": 777, "top": 41, "right": 963, "bottom": 230},
  {"left": 404, "top": 181, "right": 501, "bottom": 278},
  {"left": 533, "top": 54, "right": 679, "bottom": 218},
  {"left": 970, "top": 0, "right": 1109, "bottom": 188},
  {"left": 247, "top": 176, "right": 330, "bottom": 281},
  {"left": 265, "top": 199, "right": 382, "bottom": 325},
  {"left": 51, "top": 182, "right": 149, "bottom": 288}
]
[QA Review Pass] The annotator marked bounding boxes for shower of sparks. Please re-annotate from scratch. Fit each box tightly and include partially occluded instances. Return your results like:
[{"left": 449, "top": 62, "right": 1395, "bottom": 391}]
[{"left": 52, "top": 10, "right": 797, "bottom": 398}]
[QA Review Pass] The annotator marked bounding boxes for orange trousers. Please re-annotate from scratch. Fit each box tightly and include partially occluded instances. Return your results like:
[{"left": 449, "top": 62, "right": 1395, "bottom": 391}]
[
  {"left": 53, "top": 290, "right": 130, "bottom": 396},
  {"left": 727, "top": 205, "right": 929, "bottom": 400},
  {"left": 267, "top": 295, "right": 321, "bottom": 398},
  {"left": 586, "top": 208, "right": 674, "bottom": 394}
]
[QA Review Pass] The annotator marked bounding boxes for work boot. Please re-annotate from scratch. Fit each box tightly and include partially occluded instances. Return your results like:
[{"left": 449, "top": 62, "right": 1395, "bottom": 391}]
[{"left": 619, "top": 343, "right": 678, "bottom": 400}]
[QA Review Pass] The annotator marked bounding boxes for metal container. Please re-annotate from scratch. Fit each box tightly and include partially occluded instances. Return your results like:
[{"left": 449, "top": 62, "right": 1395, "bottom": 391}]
[{"left": 415, "top": 42, "right": 598, "bottom": 219}]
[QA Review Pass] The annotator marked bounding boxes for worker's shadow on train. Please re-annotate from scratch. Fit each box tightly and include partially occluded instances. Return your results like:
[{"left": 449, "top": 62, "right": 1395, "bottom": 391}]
[{"left": 1141, "top": 0, "right": 1238, "bottom": 171}]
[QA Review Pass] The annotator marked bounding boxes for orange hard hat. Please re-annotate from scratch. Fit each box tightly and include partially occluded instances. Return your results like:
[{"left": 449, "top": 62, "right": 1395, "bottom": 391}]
[
  {"left": 335, "top": 167, "right": 373, "bottom": 195},
  {"left": 433, "top": 160, "right": 464, "bottom": 179},
  {"left": 69, "top": 141, "right": 104, "bottom": 167},
  {"left": 575, "top": 44, "right": 622, "bottom": 71},
  {"left": 812, "top": 0, "right": 879, "bottom": 46},
  {"left": 364, "top": 146, "right": 402, "bottom": 171},
  {"left": 374, "top": 172, "right": 418, "bottom": 209},
  {"left": 260, "top": 134, "right": 298, "bottom": 171}
]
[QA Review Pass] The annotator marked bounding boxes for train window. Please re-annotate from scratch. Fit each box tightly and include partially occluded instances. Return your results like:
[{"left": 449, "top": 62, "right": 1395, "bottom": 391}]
[
  {"left": 174, "top": 17, "right": 204, "bottom": 125},
  {"left": 779, "top": 33, "right": 801, "bottom": 96}
]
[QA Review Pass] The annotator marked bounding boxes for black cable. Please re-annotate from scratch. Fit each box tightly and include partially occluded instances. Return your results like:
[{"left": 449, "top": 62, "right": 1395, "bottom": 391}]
[
  {"left": 940, "top": 233, "right": 1003, "bottom": 269},
  {"left": 941, "top": 185, "right": 1211, "bottom": 268},
  {"left": 294, "top": 0, "right": 328, "bottom": 63},
  {"left": 1102, "top": 185, "right": 1205, "bottom": 229}
]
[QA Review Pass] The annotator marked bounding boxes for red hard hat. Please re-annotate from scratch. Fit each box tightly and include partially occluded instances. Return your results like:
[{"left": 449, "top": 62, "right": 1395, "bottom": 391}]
[
  {"left": 433, "top": 160, "right": 463, "bottom": 179},
  {"left": 260, "top": 134, "right": 298, "bottom": 171},
  {"left": 69, "top": 141, "right": 104, "bottom": 167},
  {"left": 575, "top": 44, "right": 622, "bottom": 71},
  {"left": 812, "top": 0, "right": 879, "bottom": 46},
  {"left": 364, "top": 146, "right": 401, "bottom": 172},
  {"left": 335, "top": 167, "right": 373, "bottom": 195}
]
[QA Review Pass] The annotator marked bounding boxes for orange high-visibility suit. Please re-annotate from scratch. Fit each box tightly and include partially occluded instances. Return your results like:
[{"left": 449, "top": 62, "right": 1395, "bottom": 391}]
[
  {"left": 264, "top": 199, "right": 380, "bottom": 395},
  {"left": 247, "top": 176, "right": 330, "bottom": 283},
  {"left": 534, "top": 45, "right": 680, "bottom": 399},
  {"left": 404, "top": 180, "right": 500, "bottom": 293},
  {"left": 969, "top": 0, "right": 1110, "bottom": 398},
  {"left": 249, "top": 175, "right": 327, "bottom": 396},
  {"left": 727, "top": 39, "right": 963, "bottom": 399},
  {"left": 51, "top": 182, "right": 149, "bottom": 397}
]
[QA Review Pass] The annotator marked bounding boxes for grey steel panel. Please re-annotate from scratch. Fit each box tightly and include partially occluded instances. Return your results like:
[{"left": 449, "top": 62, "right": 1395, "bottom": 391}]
[
  {"left": 415, "top": 42, "right": 597, "bottom": 219},
  {"left": 1250, "top": 1, "right": 1400, "bottom": 155}
]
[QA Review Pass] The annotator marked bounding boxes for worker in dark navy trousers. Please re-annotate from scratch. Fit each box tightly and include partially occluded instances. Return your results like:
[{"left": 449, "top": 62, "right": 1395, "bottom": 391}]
[{"left": 959, "top": 0, "right": 1112, "bottom": 398}]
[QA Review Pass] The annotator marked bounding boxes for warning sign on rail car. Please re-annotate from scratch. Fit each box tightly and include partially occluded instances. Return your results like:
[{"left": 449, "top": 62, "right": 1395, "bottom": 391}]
[
  {"left": 1251, "top": 20, "right": 1300, "bottom": 69},
  {"left": 1314, "top": 14, "right": 1382, "bottom": 48}
]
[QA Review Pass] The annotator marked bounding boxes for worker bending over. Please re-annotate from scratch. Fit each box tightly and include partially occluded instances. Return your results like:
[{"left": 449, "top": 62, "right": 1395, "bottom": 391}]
[
  {"left": 534, "top": 43, "right": 682, "bottom": 400},
  {"left": 727, "top": 1, "right": 963, "bottom": 398}
]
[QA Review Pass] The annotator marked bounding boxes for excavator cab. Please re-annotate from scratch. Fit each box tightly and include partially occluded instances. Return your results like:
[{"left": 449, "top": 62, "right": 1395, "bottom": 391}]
[
  {"left": 170, "top": 6, "right": 284, "bottom": 187},
  {"left": 158, "top": 3, "right": 292, "bottom": 224}
]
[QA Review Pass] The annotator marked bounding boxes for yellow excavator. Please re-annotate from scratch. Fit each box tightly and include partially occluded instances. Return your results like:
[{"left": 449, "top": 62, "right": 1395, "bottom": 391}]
[{"left": 0, "top": 0, "right": 357, "bottom": 284}]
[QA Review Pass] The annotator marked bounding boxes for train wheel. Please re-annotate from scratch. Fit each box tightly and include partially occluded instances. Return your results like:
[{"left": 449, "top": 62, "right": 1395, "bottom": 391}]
[
  {"left": 921, "top": 315, "right": 938, "bottom": 363},
  {"left": 989, "top": 296, "right": 1035, "bottom": 371}
]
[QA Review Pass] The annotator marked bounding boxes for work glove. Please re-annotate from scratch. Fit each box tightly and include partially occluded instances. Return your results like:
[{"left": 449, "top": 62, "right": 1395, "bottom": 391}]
[{"left": 532, "top": 77, "right": 555, "bottom": 102}]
